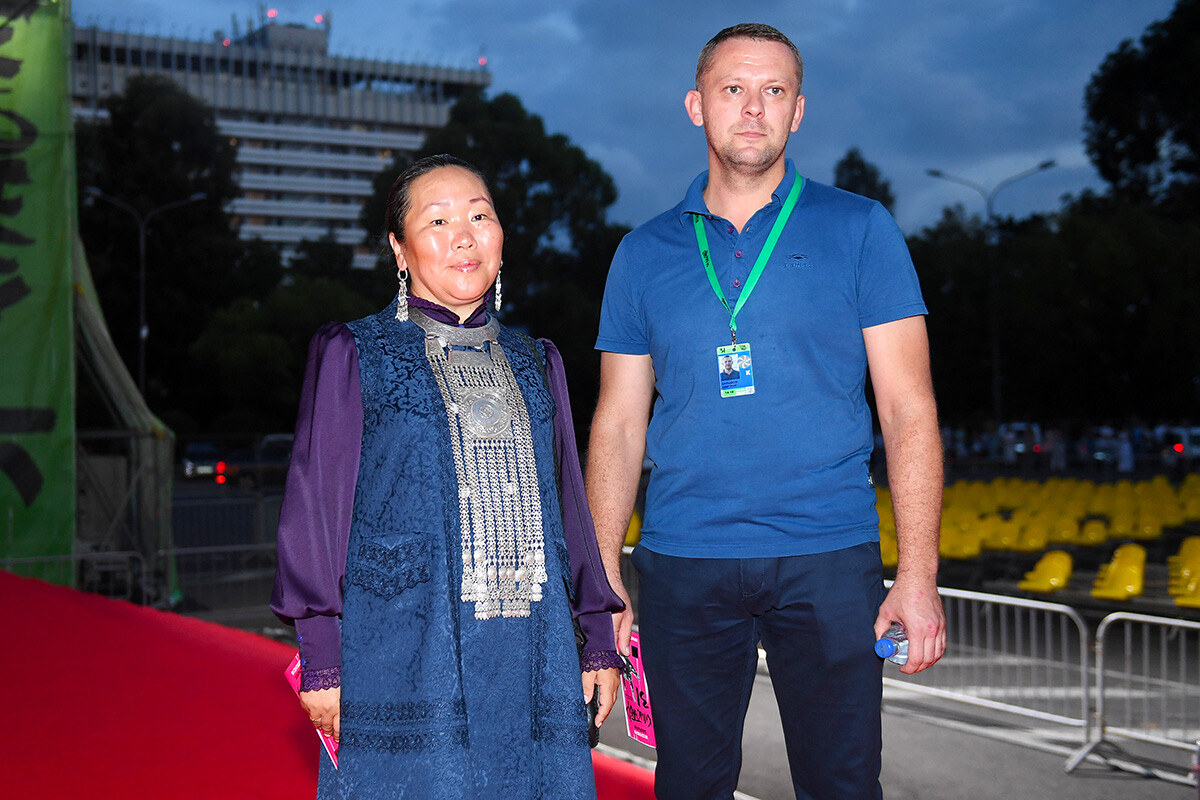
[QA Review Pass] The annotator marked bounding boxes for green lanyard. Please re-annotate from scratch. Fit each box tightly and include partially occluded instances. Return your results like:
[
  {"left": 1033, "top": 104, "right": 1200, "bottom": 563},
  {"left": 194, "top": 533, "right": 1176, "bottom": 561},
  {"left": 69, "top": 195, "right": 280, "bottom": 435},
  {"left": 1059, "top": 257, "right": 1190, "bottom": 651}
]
[{"left": 693, "top": 172, "right": 804, "bottom": 343}]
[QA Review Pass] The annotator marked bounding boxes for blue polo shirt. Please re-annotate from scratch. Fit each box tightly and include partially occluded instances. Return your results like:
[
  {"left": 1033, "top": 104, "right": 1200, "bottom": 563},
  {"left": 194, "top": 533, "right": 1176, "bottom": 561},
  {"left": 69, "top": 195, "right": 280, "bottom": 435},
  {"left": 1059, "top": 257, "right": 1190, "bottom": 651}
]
[{"left": 596, "top": 161, "right": 926, "bottom": 558}]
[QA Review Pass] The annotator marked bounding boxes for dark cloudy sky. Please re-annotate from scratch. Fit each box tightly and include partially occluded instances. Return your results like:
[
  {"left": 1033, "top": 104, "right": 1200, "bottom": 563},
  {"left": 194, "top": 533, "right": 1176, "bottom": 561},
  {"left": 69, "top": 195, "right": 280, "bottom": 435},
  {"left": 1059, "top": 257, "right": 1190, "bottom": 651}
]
[{"left": 73, "top": 0, "right": 1178, "bottom": 233}]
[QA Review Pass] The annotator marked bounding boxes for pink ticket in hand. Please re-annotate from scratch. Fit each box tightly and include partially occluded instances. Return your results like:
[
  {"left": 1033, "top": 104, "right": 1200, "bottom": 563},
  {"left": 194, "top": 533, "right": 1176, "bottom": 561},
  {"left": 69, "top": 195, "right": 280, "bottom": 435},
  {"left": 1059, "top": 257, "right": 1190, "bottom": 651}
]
[
  {"left": 621, "top": 631, "right": 656, "bottom": 747},
  {"left": 285, "top": 653, "right": 339, "bottom": 768}
]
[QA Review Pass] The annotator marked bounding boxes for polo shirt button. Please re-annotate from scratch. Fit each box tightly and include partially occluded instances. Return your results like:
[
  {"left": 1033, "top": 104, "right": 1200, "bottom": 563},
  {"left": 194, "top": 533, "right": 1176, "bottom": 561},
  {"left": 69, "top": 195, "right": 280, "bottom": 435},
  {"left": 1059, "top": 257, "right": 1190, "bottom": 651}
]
[
  {"left": 735, "top": 250, "right": 743, "bottom": 258},
  {"left": 733, "top": 279, "right": 742, "bottom": 288},
  {"left": 727, "top": 225, "right": 735, "bottom": 234}
]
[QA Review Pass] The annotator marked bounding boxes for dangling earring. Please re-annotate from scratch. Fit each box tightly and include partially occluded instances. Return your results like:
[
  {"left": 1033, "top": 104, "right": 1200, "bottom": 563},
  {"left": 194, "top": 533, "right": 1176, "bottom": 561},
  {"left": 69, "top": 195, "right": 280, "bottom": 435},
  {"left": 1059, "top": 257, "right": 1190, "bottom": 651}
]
[
  {"left": 493, "top": 261, "right": 503, "bottom": 313},
  {"left": 395, "top": 266, "right": 409, "bottom": 322}
]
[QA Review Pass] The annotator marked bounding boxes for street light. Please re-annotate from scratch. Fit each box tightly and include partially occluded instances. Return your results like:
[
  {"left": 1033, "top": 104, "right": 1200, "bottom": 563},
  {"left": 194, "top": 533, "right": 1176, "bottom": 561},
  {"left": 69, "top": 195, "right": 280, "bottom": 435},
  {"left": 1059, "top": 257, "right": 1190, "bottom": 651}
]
[
  {"left": 925, "top": 160, "right": 1056, "bottom": 427},
  {"left": 85, "top": 187, "right": 208, "bottom": 397}
]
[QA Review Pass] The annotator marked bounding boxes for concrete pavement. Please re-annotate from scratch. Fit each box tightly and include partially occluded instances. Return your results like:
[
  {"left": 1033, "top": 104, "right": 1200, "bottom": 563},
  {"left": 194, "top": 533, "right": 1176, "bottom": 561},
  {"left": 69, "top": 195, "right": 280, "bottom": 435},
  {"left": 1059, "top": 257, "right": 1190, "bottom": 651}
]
[{"left": 598, "top": 672, "right": 1195, "bottom": 800}]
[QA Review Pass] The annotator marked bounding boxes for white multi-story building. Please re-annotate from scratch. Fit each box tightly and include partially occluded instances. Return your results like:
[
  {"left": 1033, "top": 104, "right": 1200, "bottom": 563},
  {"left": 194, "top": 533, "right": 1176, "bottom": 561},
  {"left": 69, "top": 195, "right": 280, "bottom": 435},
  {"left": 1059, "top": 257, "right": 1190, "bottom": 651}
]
[{"left": 72, "top": 20, "right": 491, "bottom": 268}]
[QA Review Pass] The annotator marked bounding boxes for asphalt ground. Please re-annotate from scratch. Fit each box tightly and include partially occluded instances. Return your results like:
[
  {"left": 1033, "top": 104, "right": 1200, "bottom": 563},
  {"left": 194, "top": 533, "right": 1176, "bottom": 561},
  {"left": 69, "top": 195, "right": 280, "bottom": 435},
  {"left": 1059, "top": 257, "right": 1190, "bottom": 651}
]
[{"left": 597, "top": 668, "right": 1197, "bottom": 800}]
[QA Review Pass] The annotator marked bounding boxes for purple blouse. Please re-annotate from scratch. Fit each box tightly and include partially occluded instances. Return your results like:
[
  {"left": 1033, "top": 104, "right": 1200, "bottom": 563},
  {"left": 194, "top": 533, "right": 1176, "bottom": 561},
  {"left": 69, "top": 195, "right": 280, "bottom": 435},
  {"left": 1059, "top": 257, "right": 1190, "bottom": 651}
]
[{"left": 270, "top": 297, "right": 624, "bottom": 689}]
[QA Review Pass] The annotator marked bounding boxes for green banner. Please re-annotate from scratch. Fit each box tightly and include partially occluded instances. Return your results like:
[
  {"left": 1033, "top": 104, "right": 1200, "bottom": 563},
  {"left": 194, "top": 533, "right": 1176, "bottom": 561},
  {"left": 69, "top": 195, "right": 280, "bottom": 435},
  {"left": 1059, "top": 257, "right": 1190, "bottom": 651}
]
[{"left": 0, "top": 0, "right": 76, "bottom": 584}]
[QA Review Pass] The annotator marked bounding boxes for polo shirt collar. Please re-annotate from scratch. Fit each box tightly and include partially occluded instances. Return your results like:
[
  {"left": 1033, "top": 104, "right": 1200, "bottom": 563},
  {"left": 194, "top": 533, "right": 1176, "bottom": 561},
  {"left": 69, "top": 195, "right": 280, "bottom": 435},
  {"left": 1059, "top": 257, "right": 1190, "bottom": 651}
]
[{"left": 679, "top": 158, "right": 800, "bottom": 222}]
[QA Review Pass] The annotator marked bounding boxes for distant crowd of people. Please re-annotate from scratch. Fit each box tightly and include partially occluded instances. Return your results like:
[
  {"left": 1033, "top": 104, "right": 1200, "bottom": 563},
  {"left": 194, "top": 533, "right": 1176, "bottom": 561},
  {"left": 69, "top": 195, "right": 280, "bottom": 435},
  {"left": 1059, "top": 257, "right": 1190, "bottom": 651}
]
[{"left": 937, "top": 420, "right": 1197, "bottom": 477}]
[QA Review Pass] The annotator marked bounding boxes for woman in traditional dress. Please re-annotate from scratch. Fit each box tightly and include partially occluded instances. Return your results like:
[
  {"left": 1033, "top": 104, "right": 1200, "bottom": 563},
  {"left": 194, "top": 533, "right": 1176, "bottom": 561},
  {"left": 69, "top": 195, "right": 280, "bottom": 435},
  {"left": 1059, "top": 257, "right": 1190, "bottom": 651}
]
[{"left": 271, "top": 154, "right": 625, "bottom": 799}]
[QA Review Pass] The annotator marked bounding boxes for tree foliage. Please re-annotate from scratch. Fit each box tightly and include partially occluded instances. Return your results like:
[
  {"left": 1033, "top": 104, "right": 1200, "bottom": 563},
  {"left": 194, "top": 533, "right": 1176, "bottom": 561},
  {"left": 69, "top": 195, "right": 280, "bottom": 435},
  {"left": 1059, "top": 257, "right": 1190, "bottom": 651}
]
[
  {"left": 911, "top": 201, "right": 1200, "bottom": 424},
  {"left": 833, "top": 147, "right": 896, "bottom": 213},
  {"left": 77, "top": 75, "right": 284, "bottom": 430},
  {"left": 189, "top": 279, "right": 377, "bottom": 430},
  {"left": 1084, "top": 0, "right": 1200, "bottom": 213}
]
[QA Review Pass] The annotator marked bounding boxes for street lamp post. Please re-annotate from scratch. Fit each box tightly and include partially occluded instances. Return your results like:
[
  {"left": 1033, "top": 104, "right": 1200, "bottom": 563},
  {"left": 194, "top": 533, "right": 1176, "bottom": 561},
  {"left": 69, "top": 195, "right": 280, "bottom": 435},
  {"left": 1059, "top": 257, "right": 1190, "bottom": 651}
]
[
  {"left": 85, "top": 188, "right": 207, "bottom": 397},
  {"left": 925, "top": 160, "right": 1056, "bottom": 427}
]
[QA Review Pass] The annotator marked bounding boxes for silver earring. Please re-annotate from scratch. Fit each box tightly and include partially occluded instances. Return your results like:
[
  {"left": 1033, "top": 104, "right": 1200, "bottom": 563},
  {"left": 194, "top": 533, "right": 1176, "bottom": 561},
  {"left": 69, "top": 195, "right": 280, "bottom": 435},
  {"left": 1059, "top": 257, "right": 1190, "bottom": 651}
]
[
  {"left": 395, "top": 267, "right": 409, "bottom": 322},
  {"left": 494, "top": 263, "right": 503, "bottom": 312}
]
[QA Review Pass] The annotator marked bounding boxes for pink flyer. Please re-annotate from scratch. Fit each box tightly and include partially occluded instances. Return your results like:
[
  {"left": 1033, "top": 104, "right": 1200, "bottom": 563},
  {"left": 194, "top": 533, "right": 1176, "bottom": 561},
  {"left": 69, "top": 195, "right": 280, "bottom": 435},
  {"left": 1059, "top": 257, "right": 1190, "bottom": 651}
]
[
  {"left": 285, "top": 653, "right": 340, "bottom": 768},
  {"left": 621, "top": 631, "right": 656, "bottom": 747}
]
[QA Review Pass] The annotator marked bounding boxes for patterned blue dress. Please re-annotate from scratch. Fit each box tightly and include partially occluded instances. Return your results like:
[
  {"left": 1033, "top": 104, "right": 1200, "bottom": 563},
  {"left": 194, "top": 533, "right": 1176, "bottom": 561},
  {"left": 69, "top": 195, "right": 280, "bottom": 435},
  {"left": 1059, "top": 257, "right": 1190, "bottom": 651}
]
[{"left": 315, "top": 307, "right": 596, "bottom": 798}]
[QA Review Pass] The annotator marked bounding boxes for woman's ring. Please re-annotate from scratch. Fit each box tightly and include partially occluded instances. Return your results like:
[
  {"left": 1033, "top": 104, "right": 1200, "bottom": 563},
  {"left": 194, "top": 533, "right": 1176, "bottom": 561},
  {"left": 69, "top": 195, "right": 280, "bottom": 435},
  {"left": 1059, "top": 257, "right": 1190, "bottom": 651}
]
[{"left": 310, "top": 717, "right": 320, "bottom": 722}]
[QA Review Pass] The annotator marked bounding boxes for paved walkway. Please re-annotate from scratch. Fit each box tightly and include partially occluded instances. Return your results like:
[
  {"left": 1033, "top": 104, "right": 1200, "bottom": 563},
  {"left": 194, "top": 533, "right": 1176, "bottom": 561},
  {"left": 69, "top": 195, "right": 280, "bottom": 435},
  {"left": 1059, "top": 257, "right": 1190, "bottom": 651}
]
[{"left": 599, "top": 673, "right": 1196, "bottom": 800}]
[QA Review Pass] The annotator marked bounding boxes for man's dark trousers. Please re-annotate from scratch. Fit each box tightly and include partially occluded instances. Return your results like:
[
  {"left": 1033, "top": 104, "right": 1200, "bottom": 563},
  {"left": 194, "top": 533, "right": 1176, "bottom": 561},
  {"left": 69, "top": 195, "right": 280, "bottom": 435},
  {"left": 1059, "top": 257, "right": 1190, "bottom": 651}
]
[{"left": 632, "top": 543, "right": 887, "bottom": 800}]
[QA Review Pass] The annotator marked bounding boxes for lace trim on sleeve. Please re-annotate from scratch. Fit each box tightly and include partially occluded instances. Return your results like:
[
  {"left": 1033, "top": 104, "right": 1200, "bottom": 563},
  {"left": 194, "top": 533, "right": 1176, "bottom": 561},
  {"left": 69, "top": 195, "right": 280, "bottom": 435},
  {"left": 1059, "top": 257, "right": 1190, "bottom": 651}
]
[
  {"left": 580, "top": 649, "right": 623, "bottom": 673},
  {"left": 300, "top": 665, "right": 341, "bottom": 692}
]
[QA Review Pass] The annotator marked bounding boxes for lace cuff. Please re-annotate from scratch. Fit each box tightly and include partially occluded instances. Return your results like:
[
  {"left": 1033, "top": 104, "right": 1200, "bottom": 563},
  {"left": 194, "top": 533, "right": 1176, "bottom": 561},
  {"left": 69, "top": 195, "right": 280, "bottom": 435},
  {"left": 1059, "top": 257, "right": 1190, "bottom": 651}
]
[
  {"left": 580, "top": 649, "right": 623, "bottom": 673},
  {"left": 300, "top": 665, "right": 341, "bottom": 692}
]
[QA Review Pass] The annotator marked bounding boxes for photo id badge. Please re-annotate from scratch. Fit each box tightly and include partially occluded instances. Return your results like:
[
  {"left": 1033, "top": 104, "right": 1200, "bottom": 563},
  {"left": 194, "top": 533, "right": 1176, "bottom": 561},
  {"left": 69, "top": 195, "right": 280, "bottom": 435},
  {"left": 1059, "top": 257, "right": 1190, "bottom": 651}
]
[{"left": 716, "top": 343, "right": 754, "bottom": 397}]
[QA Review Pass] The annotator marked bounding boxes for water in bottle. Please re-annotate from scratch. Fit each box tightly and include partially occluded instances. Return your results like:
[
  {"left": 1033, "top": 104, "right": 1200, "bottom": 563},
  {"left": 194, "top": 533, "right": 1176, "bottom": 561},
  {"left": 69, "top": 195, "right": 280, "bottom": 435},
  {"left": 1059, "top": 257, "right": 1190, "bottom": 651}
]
[{"left": 875, "top": 622, "right": 908, "bottom": 665}]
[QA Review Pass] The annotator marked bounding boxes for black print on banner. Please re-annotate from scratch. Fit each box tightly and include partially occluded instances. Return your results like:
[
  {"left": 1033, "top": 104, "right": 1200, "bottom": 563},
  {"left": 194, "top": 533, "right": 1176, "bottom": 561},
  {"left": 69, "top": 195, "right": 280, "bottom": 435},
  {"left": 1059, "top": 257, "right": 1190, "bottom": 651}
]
[
  {"left": 0, "top": 4, "right": 37, "bottom": 24},
  {"left": 0, "top": 408, "right": 54, "bottom": 506},
  {"left": 0, "top": 10, "right": 48, "bottom": 507}
]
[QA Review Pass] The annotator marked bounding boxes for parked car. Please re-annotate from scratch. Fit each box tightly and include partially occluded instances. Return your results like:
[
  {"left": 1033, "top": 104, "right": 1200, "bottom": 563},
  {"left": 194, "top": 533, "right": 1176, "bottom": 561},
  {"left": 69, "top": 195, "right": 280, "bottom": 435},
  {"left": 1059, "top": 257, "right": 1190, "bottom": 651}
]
[
  {"left": 1162, "top": 425, "right": 1200, "bottom": 468},
  {"left": 216, "top": 433, "right": 294, "bottom": 489},
  {"left": 181, "top": 441, "right": 222, "bottom": 479}
]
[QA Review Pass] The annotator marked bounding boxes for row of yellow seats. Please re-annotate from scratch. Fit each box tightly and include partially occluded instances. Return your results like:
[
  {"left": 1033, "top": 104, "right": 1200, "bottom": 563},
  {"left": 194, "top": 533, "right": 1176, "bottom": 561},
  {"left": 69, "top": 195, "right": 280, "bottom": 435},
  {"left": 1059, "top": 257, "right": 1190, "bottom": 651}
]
[
  {"left": 1018, "top": 544, "right": 1146, "bottom": 600},
  {"left": 935, "top": 512, "right": 1159, "bottom": 558},
  {"left": 935, "top": 475, "right": 1200, "bottom": 527}
]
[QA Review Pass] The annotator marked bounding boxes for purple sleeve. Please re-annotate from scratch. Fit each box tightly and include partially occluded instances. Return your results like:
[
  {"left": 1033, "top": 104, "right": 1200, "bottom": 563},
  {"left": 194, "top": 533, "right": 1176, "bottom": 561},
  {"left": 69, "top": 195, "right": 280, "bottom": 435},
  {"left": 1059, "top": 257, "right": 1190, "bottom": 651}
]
[
  {"left": 540, "top": 339, "right": 625, "bottom": 665},
  {"left": 270, "top": 322, "right": 362, "bottom": 689}
]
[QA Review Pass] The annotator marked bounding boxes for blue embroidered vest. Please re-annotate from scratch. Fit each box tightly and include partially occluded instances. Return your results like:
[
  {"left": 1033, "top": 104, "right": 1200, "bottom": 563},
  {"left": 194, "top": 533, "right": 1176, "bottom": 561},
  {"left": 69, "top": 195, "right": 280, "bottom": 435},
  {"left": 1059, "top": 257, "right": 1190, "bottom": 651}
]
[{"left": 318, "top": 306, "right": 595, "bottom": 799}]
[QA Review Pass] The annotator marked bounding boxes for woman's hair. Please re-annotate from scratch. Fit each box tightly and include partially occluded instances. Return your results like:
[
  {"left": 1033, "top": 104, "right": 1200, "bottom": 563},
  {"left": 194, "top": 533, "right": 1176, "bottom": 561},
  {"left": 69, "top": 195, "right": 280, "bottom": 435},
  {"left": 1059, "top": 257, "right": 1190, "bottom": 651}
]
[{"left": 383, "top": 154, "right": 492, "bottom": 244}]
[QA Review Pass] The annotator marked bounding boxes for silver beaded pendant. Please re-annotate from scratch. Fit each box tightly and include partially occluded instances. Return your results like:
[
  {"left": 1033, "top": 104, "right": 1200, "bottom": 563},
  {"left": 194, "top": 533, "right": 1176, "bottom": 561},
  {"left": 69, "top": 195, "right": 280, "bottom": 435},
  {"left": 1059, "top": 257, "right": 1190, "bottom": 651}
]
[{"left": 409, "top": 308, "right": 547, "bottom": 620}]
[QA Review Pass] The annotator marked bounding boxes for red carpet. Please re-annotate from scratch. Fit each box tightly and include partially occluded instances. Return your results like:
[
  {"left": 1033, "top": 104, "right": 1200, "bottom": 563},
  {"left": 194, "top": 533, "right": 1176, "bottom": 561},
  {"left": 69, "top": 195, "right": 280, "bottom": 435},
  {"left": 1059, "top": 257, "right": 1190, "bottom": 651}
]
[{"left": 3, "top": 570, "right": 653, "bottom": 798}]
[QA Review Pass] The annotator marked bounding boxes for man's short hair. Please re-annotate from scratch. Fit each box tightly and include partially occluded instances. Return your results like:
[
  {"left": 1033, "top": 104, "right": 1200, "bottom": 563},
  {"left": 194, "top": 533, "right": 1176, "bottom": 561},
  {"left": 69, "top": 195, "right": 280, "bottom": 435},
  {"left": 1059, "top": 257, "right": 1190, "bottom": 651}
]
[{"left": 695, "top": 23, "right": 803, "bottom": 92}]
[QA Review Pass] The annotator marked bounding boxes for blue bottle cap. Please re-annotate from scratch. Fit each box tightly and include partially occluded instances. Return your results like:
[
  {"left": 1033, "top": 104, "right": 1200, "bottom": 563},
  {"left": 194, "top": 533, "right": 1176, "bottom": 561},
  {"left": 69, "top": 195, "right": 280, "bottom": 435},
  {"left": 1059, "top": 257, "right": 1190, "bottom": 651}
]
[{"left": 874, "top": 638, "right": 897, "bottom": 658}]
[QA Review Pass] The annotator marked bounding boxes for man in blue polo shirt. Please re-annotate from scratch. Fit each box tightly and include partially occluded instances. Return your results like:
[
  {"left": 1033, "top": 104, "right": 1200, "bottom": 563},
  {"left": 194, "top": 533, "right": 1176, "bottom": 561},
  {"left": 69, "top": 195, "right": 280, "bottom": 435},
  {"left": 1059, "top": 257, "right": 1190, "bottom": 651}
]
[{"left": 586, "top": 22, "right": 945, "bottom": 800}]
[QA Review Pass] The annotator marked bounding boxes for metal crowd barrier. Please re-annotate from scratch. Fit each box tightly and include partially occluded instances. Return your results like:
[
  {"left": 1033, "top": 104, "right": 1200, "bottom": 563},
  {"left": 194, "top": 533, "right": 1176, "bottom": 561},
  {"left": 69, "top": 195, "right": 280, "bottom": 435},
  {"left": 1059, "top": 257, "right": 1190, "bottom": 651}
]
[
  {"left": 162, "top": 493, "right": 283, "bottom": 622},
  {"left": 881, "top": 584, "right": 1092, "bottom": 735},
  {"left": 1065, "top": 612, "right": 1200, "bottom": 785}
]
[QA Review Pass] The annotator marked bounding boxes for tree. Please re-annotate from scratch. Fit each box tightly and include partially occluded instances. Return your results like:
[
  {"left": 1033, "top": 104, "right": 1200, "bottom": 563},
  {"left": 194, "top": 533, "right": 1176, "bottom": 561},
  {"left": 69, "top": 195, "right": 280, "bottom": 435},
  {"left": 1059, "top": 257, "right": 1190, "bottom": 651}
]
[
  {"left": 77, "top": 75, "right": 282, "bottom": 429},
  {"left": 361, "top": 90, "right": 630, "bottom": 438},
  {"left": 833, "top": 147, "right": 896, "bottom": 213},
  {"left": 190, "top": 278, "right": 377, "bottom": 431},
  {"left": 288, "top": 230, "right": 354, "bottom": 282},
  {"left": 1084, "top": 0, "right": 1200, "bottom": 213},
  {"left": 907, "top": 206, "right": 992, "bottom": 419},
  {"left": 910, "top": 195, "right": 1200, "bottom": 424}
]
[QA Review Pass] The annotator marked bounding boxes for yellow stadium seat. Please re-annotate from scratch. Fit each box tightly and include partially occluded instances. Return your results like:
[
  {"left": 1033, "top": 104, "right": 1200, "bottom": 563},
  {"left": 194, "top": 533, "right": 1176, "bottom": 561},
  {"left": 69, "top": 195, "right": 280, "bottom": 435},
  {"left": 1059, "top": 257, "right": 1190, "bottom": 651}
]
[
  {"left": 879, "top": 532, "right": 898, "bottom": 569},
  {"left": 1174, "top": 572, "right": 1200, "bottom": 608},
  {"left": 1183, "top": 495, "right": 1200, "bottom": 523},
  {"left": 939, "top": 526, "right": 982, "bottom": 560},
  {"left": 1078, "top": 518, "right": 1109, "bottom": 546},
  {"left": 1174, "top": 549, "right": 1200, "bottom": 608},
  {"left": 1013, "top": 521, "right": 1049, "bottom": 553},
  {"left": 982, "top": 518, "right": 1021, "bottom": 551},
  {"left": 624, "top": 510, "right": 642, "bottom": 547},
  {"left": 1169, "top": 554, "right": 1200, "bottom": 597},
  {"left": 1018, "top": 550, "right": 1072, "bottom": 593},
  {"left": 1091, "top": 543, "right": 1146, "bottom": 601},
  {"left": 1130, "top": 513, "right": 1163, "bottom": 541},
  {"left": 1048, "top": 517, "right": 1079, "bottom": 545},
  {"left": 1108, "top": 512, "right": 1136, "bottom": 539},
  {"left": 1168, "top": 537, "right": 1200, "bottom": 594}
]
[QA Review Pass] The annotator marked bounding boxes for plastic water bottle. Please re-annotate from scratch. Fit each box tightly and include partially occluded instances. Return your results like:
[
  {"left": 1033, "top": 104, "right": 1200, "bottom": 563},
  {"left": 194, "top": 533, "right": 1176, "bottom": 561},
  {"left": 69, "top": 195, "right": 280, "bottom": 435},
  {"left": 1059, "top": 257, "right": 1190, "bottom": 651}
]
[{"left": 875, "top": 622, "right": 908, "bottom": 665}]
